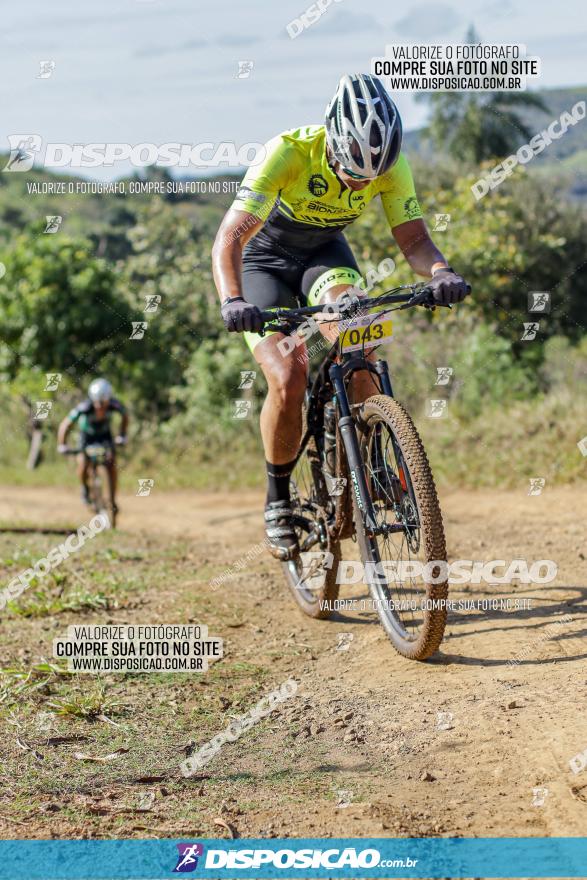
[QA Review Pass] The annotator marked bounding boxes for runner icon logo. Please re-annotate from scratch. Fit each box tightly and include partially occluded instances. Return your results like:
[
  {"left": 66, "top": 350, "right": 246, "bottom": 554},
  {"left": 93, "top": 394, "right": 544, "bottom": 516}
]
[{"left": 173, "top": 843, "right": 204, "bottom": 873}]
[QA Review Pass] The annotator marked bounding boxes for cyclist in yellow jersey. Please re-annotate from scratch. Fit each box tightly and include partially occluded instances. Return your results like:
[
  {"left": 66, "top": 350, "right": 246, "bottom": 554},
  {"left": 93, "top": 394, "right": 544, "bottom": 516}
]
[{"left": 212, "top": 73, "right": 471, "bottom": 558}]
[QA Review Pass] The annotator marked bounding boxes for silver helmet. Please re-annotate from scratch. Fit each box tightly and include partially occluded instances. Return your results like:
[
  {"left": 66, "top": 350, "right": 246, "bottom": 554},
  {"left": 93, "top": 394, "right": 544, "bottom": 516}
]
[
  {"left": 325, "top": 74, "right": 403, "bottom": 178},
  {"left": 88, "top": 378, "right": 113, "bottom": 403}
]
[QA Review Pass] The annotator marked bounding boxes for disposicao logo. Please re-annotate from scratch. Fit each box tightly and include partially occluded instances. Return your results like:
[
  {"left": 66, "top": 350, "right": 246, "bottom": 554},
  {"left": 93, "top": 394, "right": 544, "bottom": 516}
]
[{"left": 173, "top": 843, "right": 204, "bottom": 873}]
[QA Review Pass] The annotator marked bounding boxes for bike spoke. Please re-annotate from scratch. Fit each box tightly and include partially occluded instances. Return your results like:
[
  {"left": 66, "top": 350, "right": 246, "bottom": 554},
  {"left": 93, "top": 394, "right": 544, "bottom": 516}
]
[{"left": 365, "top": 420, "right": 428, "bottom": 639}]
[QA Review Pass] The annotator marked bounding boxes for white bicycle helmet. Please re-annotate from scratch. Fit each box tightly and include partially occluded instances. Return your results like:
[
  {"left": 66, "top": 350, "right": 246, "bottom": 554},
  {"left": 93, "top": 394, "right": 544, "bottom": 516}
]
[
  {"left": 325, "top": 73, "right": 403, "bottom": 178},
  {"left": 88, "top": 378, "right": 113, "bottom": 403}
]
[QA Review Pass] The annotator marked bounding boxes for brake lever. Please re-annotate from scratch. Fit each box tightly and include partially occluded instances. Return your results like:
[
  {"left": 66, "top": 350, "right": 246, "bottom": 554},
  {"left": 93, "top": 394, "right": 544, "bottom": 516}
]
[
  {"left": 399, "top": 290, "right": 433, "bottom": 309},
  {"left": 342, "top": 294, "right": 363, "bottom": 317},
  {"left": 259, "top": 323, "right": 292, "bottom": 336},
  {"left": 403, "top": 288, "right": 453, "bottom": 310}
]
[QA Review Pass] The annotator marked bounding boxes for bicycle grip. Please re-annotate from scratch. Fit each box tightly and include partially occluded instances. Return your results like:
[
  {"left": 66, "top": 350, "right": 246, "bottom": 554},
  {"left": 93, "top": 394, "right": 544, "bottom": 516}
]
[
  {"left": 261, "top": 323, "right": 291, "bottom": 335},
  {"left": 259, "top": 310, "right": 279, "bottom": 322}
]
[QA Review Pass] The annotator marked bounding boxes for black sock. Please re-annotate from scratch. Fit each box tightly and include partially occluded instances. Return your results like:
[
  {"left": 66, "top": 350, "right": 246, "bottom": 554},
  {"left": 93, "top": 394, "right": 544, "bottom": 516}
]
[{"left": 266, "top": 460, "right": 296, "bottom": 505}]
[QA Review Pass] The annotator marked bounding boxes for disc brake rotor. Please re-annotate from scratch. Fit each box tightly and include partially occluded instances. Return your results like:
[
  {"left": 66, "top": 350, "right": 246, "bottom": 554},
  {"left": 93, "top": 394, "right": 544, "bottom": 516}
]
[{"left": 400, "top": 495, "right": 421, "bottom": 553}]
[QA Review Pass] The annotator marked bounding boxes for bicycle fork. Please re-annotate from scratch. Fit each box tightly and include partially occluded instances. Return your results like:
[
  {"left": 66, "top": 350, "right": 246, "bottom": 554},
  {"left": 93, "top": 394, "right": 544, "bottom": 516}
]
[{"left": 330, "top": 360, "right": 404, "bottom": 539}]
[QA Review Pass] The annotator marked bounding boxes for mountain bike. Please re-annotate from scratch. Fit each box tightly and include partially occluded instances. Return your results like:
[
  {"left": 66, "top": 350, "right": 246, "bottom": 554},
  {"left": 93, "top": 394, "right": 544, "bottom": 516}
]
[
  {"left": 259, "top": 284, "right": 450, "bottom": 660},
  {"left": 64, "top": 443, "right": 117, "bottom": 528}
]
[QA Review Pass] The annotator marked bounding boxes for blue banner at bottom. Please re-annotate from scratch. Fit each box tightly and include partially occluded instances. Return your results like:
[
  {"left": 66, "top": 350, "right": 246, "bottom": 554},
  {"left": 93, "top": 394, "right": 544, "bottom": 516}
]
[{"left": 0, "top": 837, "right": 586, "bottom": 879}]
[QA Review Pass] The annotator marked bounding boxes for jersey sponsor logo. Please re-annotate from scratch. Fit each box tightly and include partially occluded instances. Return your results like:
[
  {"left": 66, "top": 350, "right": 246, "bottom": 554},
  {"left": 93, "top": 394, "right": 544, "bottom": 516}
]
[
  {"left": 297, "top": 212, "right": 355, "bottom": 226},
  {"left": 306, "top": 201, "right": 346, "bottom": 214},
  {"left": 305, "top": 201, "right": 361, "bottom": 221},
  {"left": 307, "top": 173, "right": 329, "bottom": 197},
  {"left": 310, "top": 268, "right": 360, "bottom": 297},
  {"left": 403, "top": 195, "right": 421, "bottom": 218},
  {"left": 236, "top": 186, "right": 266, "bottom": 204}
]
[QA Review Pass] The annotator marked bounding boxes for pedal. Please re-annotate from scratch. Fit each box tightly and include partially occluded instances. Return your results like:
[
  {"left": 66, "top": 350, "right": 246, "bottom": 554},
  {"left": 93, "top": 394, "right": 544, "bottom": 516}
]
[{"left": 272, "top": 543, "right": 299, "bottom": 562}]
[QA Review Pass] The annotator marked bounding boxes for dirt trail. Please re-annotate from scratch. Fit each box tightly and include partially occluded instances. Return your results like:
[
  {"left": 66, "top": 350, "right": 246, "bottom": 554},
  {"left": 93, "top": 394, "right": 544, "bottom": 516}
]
[{"left": 1, "top": 483, "right": 586, "bottom": 839}]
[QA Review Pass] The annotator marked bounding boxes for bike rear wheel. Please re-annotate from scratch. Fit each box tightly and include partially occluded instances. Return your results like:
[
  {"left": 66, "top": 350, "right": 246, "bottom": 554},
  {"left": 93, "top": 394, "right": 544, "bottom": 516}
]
[
  {"left": 281, "top": 406, "right": 340, "bottom": 619},
  {"left": 353, "top": 394, "right": 448, "bottom": 660}
]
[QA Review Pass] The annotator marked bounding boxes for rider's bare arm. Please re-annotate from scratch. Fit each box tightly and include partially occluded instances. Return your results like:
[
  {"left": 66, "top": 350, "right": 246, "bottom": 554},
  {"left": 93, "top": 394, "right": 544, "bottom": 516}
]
[
  {"left": 391, "top": 219, "right": 449, "bottom": 277},
  {"left": 212, "top": 208, "right": 264, "bottom": 302},
  {"left": 119, "top": 411, "right": 129, "bottom": 436},
  {"left": 57, "top": 416, "right": 72, "bottom": 446}
]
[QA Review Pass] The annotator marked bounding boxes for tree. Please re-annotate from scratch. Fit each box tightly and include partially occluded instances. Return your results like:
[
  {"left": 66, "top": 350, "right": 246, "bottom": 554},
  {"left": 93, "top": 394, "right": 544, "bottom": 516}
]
[
  {"left": 119, "top": 198, "right": 224, "bottom": 421},
  {"left": 417, "top": 26, "right": 549, "bottom": 162},
  {"left": 347, "top": 161, "right": 587, "bottom": 348},
  {"left": 0, "top": 224, "right": 133, "bottom": 387}
]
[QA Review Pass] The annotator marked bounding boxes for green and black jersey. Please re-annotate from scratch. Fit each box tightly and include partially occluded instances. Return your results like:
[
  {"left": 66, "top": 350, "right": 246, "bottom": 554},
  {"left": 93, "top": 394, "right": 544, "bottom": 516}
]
[
  {"left": 67, "top": 398, "right": 126, "bottom": 442},
  {"left": 232, "top": 124, "right": 423, "bottom": 251}
]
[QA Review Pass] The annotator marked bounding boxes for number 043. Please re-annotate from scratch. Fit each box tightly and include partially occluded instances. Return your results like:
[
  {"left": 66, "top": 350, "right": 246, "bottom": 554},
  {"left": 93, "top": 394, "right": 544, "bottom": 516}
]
[{"left": 340, "top": 316, "right": 393, "bottom": 352}]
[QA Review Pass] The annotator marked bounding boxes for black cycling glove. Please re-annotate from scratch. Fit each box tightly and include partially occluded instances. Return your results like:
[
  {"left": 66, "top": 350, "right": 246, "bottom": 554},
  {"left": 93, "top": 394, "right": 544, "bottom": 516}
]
[
  {"left": 221, "top": 296, "right": 264, "bottom": 333},
  {"left": 428, "top": 268, "right": 471, "bottom": 305}
]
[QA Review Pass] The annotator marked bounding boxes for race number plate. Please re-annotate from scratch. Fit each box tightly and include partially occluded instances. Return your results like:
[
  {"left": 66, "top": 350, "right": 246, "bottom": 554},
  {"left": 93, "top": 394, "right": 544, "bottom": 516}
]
[{"left": 339, "top": 314, "right": 393, "bottom": 353}]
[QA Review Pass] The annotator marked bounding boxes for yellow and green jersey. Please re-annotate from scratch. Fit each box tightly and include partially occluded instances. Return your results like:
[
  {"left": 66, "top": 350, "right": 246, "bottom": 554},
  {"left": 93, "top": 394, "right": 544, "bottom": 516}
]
[{"left": 232, "top": 124, "right": 422, "bottom": 250}]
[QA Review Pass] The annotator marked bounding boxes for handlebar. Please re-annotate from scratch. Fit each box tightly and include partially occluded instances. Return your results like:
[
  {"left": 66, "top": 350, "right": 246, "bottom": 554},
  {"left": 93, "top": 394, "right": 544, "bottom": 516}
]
[
  {"left": 259, "top": 283, "right": 447, "bottom": 334},
  {"left": 59, "top": 441, "right": 118, "bottom": 456}
]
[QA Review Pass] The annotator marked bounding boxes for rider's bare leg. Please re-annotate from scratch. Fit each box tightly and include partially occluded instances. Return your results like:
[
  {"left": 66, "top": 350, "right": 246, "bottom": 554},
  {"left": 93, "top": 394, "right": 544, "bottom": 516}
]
[
  {"left": 77, "top": 454, "right": 89, "bottom": 496},
  {"left": 253, "top": 333, "right": 309, "bottom": 466},
  {"left": 253, "top": 333, "right": 309, "bottom": 558},
  {"left": 108, "top": 460, "right": 118, "bottom": 504},
  {"left": 317, "top": 284, "right": 379, "bottom": 402}
]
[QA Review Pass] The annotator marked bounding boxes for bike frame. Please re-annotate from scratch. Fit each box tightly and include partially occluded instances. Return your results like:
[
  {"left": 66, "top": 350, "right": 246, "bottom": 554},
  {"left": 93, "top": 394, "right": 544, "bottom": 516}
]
[
  {"left": 330, "top": 353, "right": 392, "bottom": 536},
  {"left": 261, "top": 285, "right": 434, "bottom": 541},
  {"left": 305, "top": 343, "right": 411, "bottom": 539},
  {"left": 64, "top": 444, "right": 116, "bottom": 505}
]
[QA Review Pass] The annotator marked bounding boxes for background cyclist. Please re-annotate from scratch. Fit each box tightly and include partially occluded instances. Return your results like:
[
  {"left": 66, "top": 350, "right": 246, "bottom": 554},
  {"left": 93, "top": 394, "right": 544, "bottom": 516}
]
[{"left": 57, "top": 378, "right": 128, "bottom": 510}]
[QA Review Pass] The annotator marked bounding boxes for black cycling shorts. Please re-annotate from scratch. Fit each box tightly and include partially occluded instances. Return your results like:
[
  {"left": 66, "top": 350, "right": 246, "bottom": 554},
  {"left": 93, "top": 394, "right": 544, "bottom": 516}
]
[
  {"left": 80, "top": 431, "right": 113, "bottom": 449},
  {"left": 241, "top": 233, "right": 361, "bottom": 351}
]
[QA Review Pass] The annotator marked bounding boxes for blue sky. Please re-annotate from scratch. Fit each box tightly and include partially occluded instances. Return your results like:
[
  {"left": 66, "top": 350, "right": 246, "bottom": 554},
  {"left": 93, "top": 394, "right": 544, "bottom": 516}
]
[{"left": 1, "top": 0, "right": 584, "bottom": 178}]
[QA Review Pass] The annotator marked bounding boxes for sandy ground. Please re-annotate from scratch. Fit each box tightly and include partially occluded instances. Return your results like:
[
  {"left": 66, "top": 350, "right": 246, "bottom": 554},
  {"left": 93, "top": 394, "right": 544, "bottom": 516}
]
[{"left": 0, "top": 482, "right": 586, "bottom": 840}]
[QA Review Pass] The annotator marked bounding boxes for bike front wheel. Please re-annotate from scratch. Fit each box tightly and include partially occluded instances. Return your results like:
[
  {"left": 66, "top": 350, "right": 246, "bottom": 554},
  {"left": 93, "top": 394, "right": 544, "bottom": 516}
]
[
  {"left": 91, "top": 465, "right": 116, "bottom": 529},
  {"left": 353, "top": 394, "right": 448, "bottom": 660}
]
